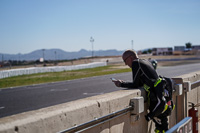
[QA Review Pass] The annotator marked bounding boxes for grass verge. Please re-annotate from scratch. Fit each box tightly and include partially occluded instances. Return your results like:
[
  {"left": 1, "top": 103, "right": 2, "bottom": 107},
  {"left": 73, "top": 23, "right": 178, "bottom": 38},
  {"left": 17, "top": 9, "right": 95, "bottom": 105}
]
[{"left": 0, "top": 65, "right": 131, "bottom": 89}]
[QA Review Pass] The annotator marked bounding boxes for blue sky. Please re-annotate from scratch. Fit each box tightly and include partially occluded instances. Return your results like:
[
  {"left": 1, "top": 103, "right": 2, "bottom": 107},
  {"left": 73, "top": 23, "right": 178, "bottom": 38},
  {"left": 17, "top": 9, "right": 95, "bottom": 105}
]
[{"left": 0, "top": 0, "right": 200, "bottom": 54}]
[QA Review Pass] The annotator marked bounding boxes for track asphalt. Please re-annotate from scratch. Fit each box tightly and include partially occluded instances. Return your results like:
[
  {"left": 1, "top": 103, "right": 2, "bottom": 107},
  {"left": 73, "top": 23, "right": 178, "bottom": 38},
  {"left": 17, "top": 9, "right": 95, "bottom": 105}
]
[{"left": 0, "top": 63, "right": 200, "bottom": 118}]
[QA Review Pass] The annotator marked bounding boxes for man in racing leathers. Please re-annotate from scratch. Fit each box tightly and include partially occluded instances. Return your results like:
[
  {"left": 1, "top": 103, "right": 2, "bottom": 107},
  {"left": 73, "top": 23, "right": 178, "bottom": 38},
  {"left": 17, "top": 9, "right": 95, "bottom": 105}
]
[{"left": 112, "top": 50, "right": 174, "bottom": 133}]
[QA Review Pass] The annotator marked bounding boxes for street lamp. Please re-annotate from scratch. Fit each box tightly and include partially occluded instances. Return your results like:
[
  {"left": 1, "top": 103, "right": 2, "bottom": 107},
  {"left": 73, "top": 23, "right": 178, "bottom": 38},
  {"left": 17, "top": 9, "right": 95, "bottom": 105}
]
[
  {"left": 42, "top": 49, "right": 45, "bottom": 60},
  {"left": 131, "top": 40, "right": 134, "bottom": 50},
  {"left": 54, "top": 51, "right": 57, "bottom": 60},
  {"left": 1, "top": 54, "right": 3, "bottom": 63},
  {"left": 90, "top": 37, "right": 94, "bottom": 58},
  {"left": 54, "top": 51, "right": 57, "bottom": 65},
  {"left": 42, "top": 49, "right": 45, "bottom": 66},
  {"left": 1, "top": 54, "right": 4, "bottom": 67},
  {"left": 18, "top": 53, "right": 21, "bottom": 65}
]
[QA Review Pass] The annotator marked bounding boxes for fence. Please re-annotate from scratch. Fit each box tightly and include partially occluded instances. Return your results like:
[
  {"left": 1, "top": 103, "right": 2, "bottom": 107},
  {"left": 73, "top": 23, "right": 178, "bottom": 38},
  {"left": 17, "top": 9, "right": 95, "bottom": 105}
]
[{"left": 0, "top": 62, "right": 107, "bottom": 79}]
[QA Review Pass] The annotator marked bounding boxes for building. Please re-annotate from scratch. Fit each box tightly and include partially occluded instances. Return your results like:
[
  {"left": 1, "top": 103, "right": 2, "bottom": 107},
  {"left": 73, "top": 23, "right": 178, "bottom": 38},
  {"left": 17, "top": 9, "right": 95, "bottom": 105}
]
[
  {"left": 192, "top": 45, "right": 200, "bottom": 50},
  {"left": 174, "top": 45, "right": 200, "bottom": 55},
  {"left": 174, "top": 46, "right": 185, "bottom": 51},
  {"left": 152, "top": 47, "right": 173, "bottom": 55},
  {"left": 174, "top": 45, "right": 200, "bottom": 51}
]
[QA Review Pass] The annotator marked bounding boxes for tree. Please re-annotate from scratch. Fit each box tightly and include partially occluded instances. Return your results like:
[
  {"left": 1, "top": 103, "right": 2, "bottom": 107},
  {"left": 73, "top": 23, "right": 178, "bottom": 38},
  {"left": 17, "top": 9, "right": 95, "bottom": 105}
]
[
  {"left": 185, "top": 42, "right": 192, "bottom": 49},
  {"left": 148, "top": 49, "right": 152, "bottom": 54},
  {"left": 142, "top": 51, "right": 147, "bottom": 54}
]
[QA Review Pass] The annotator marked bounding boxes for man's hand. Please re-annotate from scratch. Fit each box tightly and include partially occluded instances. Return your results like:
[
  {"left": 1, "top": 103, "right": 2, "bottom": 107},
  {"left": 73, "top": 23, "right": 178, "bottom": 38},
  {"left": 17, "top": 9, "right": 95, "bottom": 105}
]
[
  {"left": 145, "top": 113, "right": 154, "bottom": 122},
  {"left": 112, "top": 80, "right": 123, "bottom": 87},
  {"left": 145, "top": 115, "right": 151, "bottom": 122}
]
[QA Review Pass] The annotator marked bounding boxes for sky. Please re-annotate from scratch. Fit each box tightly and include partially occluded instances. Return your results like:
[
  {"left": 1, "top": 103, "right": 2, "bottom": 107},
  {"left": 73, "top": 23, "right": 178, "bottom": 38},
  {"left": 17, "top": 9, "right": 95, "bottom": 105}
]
[{"left": 0, "top": 0, "right": 200, "bottom": 54}]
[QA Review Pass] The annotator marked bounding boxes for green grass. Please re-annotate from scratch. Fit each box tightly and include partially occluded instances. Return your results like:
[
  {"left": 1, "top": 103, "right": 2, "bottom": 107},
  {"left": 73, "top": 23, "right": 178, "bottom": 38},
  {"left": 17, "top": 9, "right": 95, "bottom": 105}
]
[{"left": 0, "top": 65, "right": 131, "bottom": 89}]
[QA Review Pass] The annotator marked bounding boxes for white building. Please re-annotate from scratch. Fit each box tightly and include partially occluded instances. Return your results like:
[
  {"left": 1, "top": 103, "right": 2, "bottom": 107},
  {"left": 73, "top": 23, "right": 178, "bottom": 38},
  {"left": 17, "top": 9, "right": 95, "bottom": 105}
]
[{"left": 152, "top": 47, "right": 173, "bottom": 55}]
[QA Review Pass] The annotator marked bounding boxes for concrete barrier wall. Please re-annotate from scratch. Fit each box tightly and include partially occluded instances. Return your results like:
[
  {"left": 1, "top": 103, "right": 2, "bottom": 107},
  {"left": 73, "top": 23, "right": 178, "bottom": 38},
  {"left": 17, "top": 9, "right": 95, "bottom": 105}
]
[
  {"left": 0, "top": 89, "right": 147, "bottom": 133},
  {"left": 0, "top": 71, "right": 200, "bottom": 133},
  {"left": 0, "top": 62, "right": 107, "bottom": 79}
]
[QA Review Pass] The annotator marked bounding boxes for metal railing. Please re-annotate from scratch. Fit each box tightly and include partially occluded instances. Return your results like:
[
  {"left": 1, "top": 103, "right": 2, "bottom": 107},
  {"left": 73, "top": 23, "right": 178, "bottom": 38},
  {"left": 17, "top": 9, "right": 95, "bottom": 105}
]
[
  {"left": 166, "top": 117, "right": 192, "bottom": 133},
  {"left": 58, "top": 105, "right": 134, "bottom": 133},
  {"left": 58, "top": 97, "right": 144, "bottom": 133},
  {"left": 191, "top": 79, "right": 200, "bottom": 90}
]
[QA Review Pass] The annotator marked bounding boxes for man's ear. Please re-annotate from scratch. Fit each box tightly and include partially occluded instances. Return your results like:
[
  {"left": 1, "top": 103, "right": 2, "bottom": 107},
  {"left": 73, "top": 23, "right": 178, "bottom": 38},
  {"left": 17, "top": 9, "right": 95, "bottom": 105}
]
[{"left": 130, "top": 56, "right": 134, "bottom": 60}]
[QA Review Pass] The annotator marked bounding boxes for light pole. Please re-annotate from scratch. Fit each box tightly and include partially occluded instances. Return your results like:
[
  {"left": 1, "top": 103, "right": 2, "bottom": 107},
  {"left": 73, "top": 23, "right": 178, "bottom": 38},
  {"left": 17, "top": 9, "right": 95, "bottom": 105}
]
[
  {"left": 90, "top": 37, "right": 94, "bottom": 58},
  {"left": 131, "top": 40, "right": 134, "bottom": 50},
  {"left": 1, "top": 54, "right": 3, "bottom": 63},
  {"left": 54, "top": 51, "right": 57, "bottom": 65},
  {"left": 42, "top": 49, "right": 45, "bottom": 66},
  {"left": 54, "top": 51, "right": 57, "bottom": 60},
  {"left": 1, "top": 54, "right": 3, "bottom": 67},
  {"left": 18, "top": 53, "right": 21, "bottom": 65}
]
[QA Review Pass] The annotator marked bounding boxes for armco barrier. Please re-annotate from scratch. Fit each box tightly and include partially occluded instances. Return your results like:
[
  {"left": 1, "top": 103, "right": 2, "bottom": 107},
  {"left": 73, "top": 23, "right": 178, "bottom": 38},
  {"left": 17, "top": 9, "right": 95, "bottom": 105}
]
[
  {"left": 0, "top": 62, "right": 107, "bottom": 79},
  {"left": 0, "top": 71, "right": 200, "bottom": 133}
]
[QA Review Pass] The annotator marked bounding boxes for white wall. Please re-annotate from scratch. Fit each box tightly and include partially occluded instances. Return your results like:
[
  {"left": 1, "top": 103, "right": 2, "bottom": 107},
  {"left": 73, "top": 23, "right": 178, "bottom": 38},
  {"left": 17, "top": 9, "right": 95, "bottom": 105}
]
[{"left": 0, "top": 62, "right": 107, "bottom": 79}]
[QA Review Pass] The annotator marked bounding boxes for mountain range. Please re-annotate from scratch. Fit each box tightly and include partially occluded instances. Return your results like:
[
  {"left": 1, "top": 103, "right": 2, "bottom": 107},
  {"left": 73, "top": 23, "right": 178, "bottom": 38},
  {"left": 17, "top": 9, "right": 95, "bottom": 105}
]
[{"left": 0, "top": 49, "right": 124, "bottom": 61}]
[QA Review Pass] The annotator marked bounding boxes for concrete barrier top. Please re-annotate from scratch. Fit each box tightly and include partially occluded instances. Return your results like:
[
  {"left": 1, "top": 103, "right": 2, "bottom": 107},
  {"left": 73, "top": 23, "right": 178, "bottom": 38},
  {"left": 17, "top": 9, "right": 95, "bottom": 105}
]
[{"left": 174, "top": 70, "right": 200, "bottom": 83}]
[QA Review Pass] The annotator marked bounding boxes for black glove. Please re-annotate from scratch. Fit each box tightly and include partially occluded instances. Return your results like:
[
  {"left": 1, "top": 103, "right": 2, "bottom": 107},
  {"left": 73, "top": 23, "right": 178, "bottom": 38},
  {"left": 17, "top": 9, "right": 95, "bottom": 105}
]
[
  {"left": 145, "top": 115, "right": 151, "bottom": 121},
  {"left": 145, "top": 113, "right": 154, "bottom": 121}
]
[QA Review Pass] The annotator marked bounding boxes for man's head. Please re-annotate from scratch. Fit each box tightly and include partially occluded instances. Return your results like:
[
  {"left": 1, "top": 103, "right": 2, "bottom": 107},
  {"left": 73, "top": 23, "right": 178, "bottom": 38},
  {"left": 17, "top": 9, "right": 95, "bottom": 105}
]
[{"left": 122, "top": 50, "right": 138, "bottom": 68}]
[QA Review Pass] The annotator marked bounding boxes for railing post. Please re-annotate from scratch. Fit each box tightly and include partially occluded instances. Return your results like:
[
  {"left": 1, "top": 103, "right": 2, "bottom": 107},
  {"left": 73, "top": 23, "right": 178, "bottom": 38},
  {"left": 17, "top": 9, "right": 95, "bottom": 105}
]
[{"left": 183, "top": 81, "right": 191, "bottom": 117}]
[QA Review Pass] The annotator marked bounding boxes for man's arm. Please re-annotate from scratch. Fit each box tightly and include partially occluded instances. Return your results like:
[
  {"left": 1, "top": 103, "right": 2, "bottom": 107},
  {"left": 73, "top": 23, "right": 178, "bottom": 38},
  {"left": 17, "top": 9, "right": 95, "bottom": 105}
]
[{"left": 120, "top": 60, "right": 142, "bottom": 88}]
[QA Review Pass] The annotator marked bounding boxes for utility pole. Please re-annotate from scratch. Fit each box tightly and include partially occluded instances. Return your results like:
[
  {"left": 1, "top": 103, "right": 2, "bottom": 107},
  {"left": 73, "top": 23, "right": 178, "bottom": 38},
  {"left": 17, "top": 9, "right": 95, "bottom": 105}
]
[
  {"left": 42, "top": 49, "right": 45, "bottom": 66},
  {"left": 1, "top": 54, "right": 3, "bottom": 67},
  {"left": 54, "top": 51, "right": 57, "bottom": 65},
  {"left": 131, "top": 40, "right": 134, "bottom": 50},
  {"left": 18, "top": 53, "right": 20, "bottom": 61},
  {"left": 18, "top": 53, "right": 21, "bottom": 65},
  {"left": 54, "top": 51, "right": 57, "bottom": 60},
  {"left": 90, "top": 37, "right": 95, "bottom": 58},
  {"left": 1, "top": 54, "right": 3, "bottom": 63}
]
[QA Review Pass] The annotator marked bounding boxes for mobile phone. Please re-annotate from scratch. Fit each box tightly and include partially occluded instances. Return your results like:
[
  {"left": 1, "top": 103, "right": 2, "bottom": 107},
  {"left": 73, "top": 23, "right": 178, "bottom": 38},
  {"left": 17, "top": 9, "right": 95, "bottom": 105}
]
[{"left": 110, "top": 78, "right": 117, "bottom": 82}]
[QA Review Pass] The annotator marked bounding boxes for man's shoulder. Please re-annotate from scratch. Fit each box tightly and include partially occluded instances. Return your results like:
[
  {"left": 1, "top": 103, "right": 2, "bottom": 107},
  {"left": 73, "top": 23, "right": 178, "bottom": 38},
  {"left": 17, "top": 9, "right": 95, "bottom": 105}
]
[
  {"left": 132, "top": 58, "right": 147, "bottom": 67},
  {"left": 133, "top": 58, "right": 151, "bottom": 66},
  {"left": 133, "top": 58, "right": 147, "bottom": 63}
]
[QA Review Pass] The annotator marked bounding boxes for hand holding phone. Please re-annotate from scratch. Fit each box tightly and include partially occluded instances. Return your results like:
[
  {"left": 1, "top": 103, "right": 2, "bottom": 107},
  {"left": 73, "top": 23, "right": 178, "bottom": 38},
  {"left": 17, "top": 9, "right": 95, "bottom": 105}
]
[
  {"left": 110, "top": 78, "right": 118, "bottom": 82},
  {"left": 111, "top": 78, "right": 122, "bottom": 87}
]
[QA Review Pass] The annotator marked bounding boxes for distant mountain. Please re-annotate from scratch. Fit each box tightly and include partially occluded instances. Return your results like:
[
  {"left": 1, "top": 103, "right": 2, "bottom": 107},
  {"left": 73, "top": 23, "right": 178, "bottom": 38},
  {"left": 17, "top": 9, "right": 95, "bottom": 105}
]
[{"left": 0, "top": 49, "right": 124, "bottom": 61}]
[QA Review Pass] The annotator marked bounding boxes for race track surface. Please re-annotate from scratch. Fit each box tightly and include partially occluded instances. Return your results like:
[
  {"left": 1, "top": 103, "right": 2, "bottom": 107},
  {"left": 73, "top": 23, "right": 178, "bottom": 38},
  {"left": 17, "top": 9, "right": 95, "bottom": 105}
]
[{"left": 0, "top": 63, "right": 200, "bottom": 118}]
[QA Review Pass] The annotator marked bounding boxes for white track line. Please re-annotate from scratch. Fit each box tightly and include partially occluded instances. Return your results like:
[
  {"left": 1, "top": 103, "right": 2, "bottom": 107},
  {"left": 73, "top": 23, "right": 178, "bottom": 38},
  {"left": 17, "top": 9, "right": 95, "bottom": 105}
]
[
  {"left": 0, "top": 107, "right": 5, "bottom": 110},
  {"left": 83, "top": 92, "right": 104, "bottom": 95}
]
